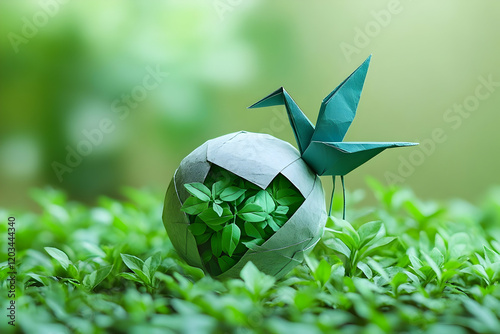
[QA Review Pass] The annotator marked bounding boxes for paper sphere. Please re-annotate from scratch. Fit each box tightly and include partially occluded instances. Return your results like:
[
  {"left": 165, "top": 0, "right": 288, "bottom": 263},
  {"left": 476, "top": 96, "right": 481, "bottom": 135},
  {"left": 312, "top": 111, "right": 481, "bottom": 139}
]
[{"left": 162, "top": 131, "right": 327, "bottom": 279}]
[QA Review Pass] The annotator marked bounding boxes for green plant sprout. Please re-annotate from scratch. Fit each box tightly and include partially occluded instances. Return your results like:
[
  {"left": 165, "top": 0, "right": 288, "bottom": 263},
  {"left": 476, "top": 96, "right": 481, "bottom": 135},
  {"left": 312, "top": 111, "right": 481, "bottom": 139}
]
[{"left": 248, "top": 55, "right": 418, "bottom": 219}]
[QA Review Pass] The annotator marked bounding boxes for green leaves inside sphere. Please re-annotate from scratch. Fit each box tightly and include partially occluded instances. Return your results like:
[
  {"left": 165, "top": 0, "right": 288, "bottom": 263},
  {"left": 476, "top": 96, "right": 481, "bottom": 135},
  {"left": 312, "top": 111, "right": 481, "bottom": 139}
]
[
  {"left": 180, "top": 166, "right": 304, "bottom": 276},
  {"left": 238, "top": 203, "right": 268, "bottom": 223},
  {"left": 220, "top": 186, "right": 246, "bottom": 202},
  {"left": 222, "top": 224, "right": 241, "bottom": 257},
  {"left": 185, "top": 183, "right": 211, "bottom": 202}
]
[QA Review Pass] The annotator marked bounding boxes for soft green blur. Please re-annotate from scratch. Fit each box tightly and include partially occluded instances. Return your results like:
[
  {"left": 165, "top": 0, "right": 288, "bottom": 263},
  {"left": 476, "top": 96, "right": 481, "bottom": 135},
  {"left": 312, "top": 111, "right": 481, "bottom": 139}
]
[{"left": 1, "top": 0, "right": 500, "bottom": 209}]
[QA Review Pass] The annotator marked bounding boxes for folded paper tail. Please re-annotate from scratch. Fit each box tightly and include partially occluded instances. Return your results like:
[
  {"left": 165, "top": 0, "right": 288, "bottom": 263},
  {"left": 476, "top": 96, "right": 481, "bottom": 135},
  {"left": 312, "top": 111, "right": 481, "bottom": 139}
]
[
  {"left": 311, "top": 55, "right": 372, "bottom": 143},
  {"left": 302, "top": 141, "right": 418, "bottom": 176},
  {"left": 248, "top": 87, "right": 315, "bottom": 155}
]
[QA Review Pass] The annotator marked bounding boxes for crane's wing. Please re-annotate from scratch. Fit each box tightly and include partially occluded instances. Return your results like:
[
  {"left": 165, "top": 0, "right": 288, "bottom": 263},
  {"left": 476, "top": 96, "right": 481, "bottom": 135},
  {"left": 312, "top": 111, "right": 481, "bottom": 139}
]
[
  {"left": 248, "top": 87, "right": 315, "bottom": 155},
  {"left": 302, "top": 141, "right": 418, "bottom": 176},
  {"left": 311, "top": 55, "right": 371, "bottom": 143}
]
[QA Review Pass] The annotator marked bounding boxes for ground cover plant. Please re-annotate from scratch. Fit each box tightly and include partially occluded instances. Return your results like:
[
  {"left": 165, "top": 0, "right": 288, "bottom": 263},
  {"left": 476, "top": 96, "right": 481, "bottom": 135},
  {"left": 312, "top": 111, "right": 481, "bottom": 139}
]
[{"left": 1, "top": 179, "right": 500, "bottom": 333}]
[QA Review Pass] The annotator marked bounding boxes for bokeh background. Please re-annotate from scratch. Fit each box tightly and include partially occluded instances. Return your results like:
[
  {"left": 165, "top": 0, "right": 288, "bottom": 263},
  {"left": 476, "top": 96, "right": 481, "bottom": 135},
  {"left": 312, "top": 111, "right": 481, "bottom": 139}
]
[{"left": 1, "top": 0, "right": 500, "bottom": 210}]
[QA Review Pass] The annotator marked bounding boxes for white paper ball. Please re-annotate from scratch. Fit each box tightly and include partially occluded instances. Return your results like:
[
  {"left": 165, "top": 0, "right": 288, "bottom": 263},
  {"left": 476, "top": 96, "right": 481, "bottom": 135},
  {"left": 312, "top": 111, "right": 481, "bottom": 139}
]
[{"left": 162, "top": 131, "right": 327, "bottom": 279}]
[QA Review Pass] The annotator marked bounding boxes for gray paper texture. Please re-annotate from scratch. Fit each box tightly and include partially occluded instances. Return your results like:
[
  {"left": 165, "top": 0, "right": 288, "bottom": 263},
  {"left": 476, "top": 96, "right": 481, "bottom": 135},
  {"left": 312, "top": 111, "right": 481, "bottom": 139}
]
[{"left": 163, "top": 131, "right": 327, "bottom": 278}]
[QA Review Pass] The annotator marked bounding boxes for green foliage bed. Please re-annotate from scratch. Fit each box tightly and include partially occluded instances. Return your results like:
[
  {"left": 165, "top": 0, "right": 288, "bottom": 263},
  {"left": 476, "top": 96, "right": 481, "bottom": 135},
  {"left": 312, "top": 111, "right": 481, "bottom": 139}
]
[{"left": 1, "top": 179, "right": 500, "bottom": 333}]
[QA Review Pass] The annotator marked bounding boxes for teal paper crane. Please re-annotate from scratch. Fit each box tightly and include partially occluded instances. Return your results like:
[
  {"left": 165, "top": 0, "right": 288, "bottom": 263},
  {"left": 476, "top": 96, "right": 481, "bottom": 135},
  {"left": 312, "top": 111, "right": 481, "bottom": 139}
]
[{"left": 248, "top": 55, "right": 418, "bottom": 219}]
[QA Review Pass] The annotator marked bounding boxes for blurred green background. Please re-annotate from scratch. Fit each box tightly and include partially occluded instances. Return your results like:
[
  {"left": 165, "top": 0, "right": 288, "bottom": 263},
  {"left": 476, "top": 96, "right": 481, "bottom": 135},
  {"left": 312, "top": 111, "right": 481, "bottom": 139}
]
[{"left": 1, "top": 0, "right": 500, "bottom": 210}]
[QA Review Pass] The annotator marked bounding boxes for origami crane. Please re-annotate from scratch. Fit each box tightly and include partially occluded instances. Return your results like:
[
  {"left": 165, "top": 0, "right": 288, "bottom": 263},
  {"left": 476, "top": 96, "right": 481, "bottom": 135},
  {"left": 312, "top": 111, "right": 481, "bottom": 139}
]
[{"left": 249, "top": 55, "right": 418, "bottom": 218}]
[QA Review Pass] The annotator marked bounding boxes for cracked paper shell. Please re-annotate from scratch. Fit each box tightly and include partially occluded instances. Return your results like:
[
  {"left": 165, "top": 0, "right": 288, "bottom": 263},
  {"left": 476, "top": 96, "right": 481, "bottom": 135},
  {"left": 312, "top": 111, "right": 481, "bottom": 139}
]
[{"left": 162, "top": 131, "right": 327, "bottom": 279}]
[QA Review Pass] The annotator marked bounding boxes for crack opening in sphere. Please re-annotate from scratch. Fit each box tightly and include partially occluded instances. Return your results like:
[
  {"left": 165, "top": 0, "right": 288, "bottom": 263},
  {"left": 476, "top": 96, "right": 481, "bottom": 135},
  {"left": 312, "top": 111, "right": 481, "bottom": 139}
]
[{"left": 183, "top": 164, "right": 305, "bottom": 276}]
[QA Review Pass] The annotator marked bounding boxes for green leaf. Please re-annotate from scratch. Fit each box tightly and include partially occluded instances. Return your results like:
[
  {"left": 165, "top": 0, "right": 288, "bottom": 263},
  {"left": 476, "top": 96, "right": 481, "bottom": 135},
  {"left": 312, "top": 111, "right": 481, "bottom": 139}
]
[
  {"left": 240, "top": 261, "right": 276, "bottom": 297},
  {"left": 476, "top": 253, "right": 488, "bottom": 268},
  {"left": 233, "top": 241, "right": 248, "bottom": 255},
  {"left": 358, "top": 221, "right": 382, "bottom": 244},
  {"left": 254, "top": 190, "right": 275, "bottom": 214},
  {"left": 323, "top": 238, "right": 351, "bottom": 258},
  {"left": 276, "top": 189, "right": 303, "bottom": 206},
  {"left": 120, "top": 253, "right": 144, "bottom": 272},
  {"left": 45, "top": 247, "right": 72, "bottom": 270},
  {"left": 199, "top": 207, "right": 233, "bottom": 227},
  {"left": 212, "top": 180, "right": 227, "bottom": 197},
  {"left": 222, "top": 223, "right": 241, "bottom": 257},
  {"left": 25, "top": 273, "right": 51, "bottom": 287},
  {"left": 201, "top": 250, "right": 212, "bottom": 263},
  {"left": 294, "top": 288, "right": 317, "bottom": 312},
  {"left": 484, "top": 246, "right": 500, "bottom": 264},
  {"left": 243, "top": 239, "right": 265, "bottom": 250},
  {"left": 188, "top": 222, "right": 207, "bottom": 236},
  {"left": 218, "top": 169, "right": 235, "bottom": 187},
  {"left": 467, "top": 264, "right": 490, "bottom": 285},
  {"left": 329, "top": 230, "right": 358, "bottom": 251},
  {"left": 213, "top": 203, "right": 223, "bottom": 217},
  {"left": 184, "top": 183, "right": 211, "bottom": 201},
  {"left": 314, "top": 259, "right": 332, "bottom": 286},
  {"left": 144, "top": 252, "right": 162, "bottom": 280},
  {"left": 275, "top": 188, "right": 296, "bottom": 198},
  {"left": 366, "top": 258, "right": 390, "bottom": 282},
  {"left": 195, "top": 232, "right": 212, "bottom": 244},
  {"left": 211, "top": 232, "right": 222, "bottom": 257},
  {"left": 238, "top": 203, "right": 267, "bottom": 222},
  {"left": 181, "top": 196, "right": 209, "bottom": 215},
  {"left": 272, "top": 213, "right": 288, "bottom": 227},
  {"left": 81, "top": 242, "right": 107, "bottom": 258},
  {"left": 274, "top": 205, "right": 289, "bottom": 215},
  {"left": 256, "top": 220, "right": 268, "bottom": 230},
  {"left": 360, "top": 237, "right": 396, "bottom": 257},
  {"left": 266, "top": 217, "right": 281, "bottom": 232},
  {"left": 119, "top": 272, "right": 143, "bottom": 284},
  {"left": 220, "top": 186, "right": 246, "bottom": 202},
  {"left": 277, "top": 175, "right": 292, "bottom": 190},
  {"left": 244, "top": 222, "right": 262, "bottom": 239},
  {"left": 357, "top": 261, "right": 373, "bottom": 279},
  {"left": 120, "top": 254, "right": 151, "bottom": 285},
  {"left": 326, "top": 219, "right": 360, "bottom": 250},
  {"left": 83, "top": 265, "right": 113, "bottom": 290},
  {"left": 390, "top": 272, "right": 408, "bottom": 291},
  {"left": 422, "top": 251, "right": 442, "bottom": 281},
  {"left": 245, "top": 195, "right": 256, "bottom": 205},
  {"left": 68, "top": 264, "right": 79, "bottom": 279},
  {"left": 235, "top": 193, "right": 246, "bottom": 206},
  {"left": 218, "top": 256, "right": 237, "bottom": 272},
  {"left": 463, "top": 299, "right": 500, "bottom": 331}
]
